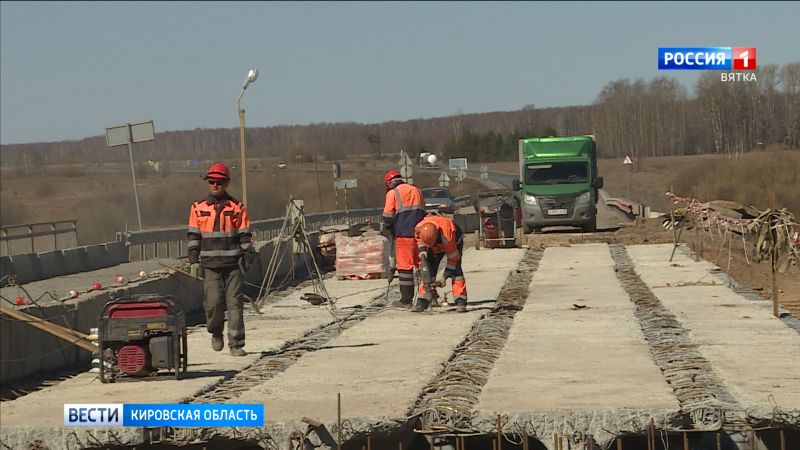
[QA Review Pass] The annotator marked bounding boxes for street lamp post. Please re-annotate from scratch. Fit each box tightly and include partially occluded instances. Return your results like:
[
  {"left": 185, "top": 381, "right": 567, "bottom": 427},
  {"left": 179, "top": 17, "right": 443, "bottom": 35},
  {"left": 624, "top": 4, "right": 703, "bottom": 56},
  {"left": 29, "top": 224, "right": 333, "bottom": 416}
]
[{"left": 237, "top": 68, "right": 258, "bottom": 206}]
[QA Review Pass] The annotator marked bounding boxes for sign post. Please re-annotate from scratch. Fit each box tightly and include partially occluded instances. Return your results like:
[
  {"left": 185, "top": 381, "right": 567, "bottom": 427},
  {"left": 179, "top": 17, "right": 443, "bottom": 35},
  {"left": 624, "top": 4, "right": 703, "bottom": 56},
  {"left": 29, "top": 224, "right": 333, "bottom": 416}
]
[
  {"left": 105, "top": 120, "right": 155, "bottom": 231},
  {"left": 334, "top": 179, "right": 358, "bottom": 219},
  {"left": 623, "top": 155, "right": 633, "bottom": 199},
  {"left": 399, "top": 150, "right": 413, "bottom": 185}
]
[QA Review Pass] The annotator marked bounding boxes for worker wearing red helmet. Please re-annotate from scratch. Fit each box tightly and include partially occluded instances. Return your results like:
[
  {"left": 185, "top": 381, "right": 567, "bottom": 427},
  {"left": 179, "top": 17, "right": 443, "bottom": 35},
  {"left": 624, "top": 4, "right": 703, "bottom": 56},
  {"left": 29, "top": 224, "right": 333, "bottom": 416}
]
[
  {"left": 414, "top": 215, "right": 468, "bottom": 313},
  {"left": 187, "top": 162, "right": 255, "bottom": 357},
  {"left": 382, "top": 170, "right": 426, "bottom": 307}
]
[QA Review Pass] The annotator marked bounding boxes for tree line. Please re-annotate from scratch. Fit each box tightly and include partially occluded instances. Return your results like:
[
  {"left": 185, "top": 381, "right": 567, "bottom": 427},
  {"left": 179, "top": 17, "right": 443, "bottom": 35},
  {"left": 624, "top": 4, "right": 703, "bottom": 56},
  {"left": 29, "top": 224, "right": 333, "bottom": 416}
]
[{"left": 2, "top": 62, "right": 798, "bottom": 169}]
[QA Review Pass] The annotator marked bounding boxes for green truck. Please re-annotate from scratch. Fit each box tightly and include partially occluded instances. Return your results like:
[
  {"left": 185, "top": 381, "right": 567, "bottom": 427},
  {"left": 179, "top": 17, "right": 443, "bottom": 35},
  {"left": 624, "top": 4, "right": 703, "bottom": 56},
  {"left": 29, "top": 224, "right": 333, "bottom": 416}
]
[{"left": 513, "top": 135, "right": 603, "bottom": 233}]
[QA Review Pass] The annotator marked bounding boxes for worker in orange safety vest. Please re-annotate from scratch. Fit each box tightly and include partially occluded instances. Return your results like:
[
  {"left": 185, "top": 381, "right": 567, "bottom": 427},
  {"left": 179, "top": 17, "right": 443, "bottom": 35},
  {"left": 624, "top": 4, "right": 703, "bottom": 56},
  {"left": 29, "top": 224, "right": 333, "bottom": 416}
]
[
  {"left": 187, "top": 162, "right": 255, "bottom": 357},
  {"left": 382, "top": 170, "right": 426, "bottom": 307},
  {"left": 414, "top": 214, "right": 468, "bottom": 313}
]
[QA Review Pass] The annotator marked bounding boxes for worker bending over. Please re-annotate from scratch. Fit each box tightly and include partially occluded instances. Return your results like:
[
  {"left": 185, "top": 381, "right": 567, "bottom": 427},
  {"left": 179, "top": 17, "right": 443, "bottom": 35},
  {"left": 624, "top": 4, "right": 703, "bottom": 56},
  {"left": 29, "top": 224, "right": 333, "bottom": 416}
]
[{"left": 414, "top": 214, "right": 468, "bottom": 313}]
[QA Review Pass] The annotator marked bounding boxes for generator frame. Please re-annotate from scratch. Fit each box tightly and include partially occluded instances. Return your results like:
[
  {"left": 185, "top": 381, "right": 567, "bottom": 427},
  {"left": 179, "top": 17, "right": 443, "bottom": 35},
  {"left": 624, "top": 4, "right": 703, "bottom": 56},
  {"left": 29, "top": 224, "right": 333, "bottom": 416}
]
[{"left": 98, "top": 294, "right": 188, "bottom": 383}]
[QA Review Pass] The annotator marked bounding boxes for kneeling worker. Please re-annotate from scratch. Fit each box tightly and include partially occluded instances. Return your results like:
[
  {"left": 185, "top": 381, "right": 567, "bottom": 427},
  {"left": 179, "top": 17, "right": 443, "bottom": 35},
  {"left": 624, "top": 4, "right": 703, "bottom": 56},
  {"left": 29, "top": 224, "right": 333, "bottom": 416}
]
[{"left": 414, "top": 215, "right": 468, "bottom": 313}]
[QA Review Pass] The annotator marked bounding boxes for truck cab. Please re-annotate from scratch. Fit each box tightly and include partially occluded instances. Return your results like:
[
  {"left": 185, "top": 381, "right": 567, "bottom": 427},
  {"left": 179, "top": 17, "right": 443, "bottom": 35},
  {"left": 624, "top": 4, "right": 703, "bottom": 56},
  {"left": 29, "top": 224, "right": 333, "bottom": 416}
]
[{"left": 514, "top": 136, "right": 603, "bottom": 233}]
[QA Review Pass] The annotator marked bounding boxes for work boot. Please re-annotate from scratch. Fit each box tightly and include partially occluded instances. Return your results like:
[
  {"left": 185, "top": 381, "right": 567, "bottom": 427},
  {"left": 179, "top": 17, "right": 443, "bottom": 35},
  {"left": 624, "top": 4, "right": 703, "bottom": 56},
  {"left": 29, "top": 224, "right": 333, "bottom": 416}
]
[
  {"left": 389, "top": 300, "right": 411, "bottom": 309},
  {"left": 411, "top": 298, "right": 429, "bottom": 313},
  {"left": 229, "top": 347, "right": 247, "bottom": 357},
  {"left": 455, "top": 298, "right": 468, "bottom": 313},
  {"left": 211, "top": 333, "right": 224, "bottom": 352}
]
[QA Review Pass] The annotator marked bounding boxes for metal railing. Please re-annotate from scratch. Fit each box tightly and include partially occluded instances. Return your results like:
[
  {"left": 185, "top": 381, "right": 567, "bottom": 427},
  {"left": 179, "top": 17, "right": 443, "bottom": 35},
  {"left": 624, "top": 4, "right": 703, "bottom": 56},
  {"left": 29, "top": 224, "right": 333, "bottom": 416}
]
[
  {"left": 0, "top": 220, "right": 78, "bottom": 257},
  {"left": 121, "top": 208, "right": 384, "bottom": 261}
]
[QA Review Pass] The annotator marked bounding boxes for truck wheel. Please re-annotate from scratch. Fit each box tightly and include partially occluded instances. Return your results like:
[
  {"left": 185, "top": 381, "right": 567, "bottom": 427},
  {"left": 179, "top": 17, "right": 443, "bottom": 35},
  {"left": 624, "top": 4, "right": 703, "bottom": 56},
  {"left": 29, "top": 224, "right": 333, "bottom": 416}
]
[{"left": 583, "top": 217, "right": 597, "bottom": 233}]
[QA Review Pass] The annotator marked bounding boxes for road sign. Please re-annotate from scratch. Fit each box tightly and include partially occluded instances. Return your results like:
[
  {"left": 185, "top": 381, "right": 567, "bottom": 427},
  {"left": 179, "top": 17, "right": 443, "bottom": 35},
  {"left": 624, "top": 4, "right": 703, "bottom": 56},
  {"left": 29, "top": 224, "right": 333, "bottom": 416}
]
[
  {"left": 438, "top": 171, "right": 450, "bottom": 188},
  {"left": 398, "top": 151, "right": 413, "bottom": 166},
  {"left": 623, "top": 155, "right": 633, "bottom": 165},
  {"left": 400, "top": 165, "right": 413, "bottom": 178},
  {"left": 457, "top": 169, "right": 466, "bottom": 182},
  {"left": 480, "top": 165, "right": 488, "bottom": 179},
  {"left": 449, "top": 157, "right": 468, "bottom": 171},
  {"left": 334, "top": 179, "right": 358, "bottom": 190}
]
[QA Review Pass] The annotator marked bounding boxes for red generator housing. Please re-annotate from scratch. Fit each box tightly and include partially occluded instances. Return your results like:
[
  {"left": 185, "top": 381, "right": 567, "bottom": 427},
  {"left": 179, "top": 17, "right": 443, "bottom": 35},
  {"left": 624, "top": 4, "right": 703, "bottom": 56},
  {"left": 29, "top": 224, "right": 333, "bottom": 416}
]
[{"left": 98, "top": 294, "right": 187, "bottom": 383}]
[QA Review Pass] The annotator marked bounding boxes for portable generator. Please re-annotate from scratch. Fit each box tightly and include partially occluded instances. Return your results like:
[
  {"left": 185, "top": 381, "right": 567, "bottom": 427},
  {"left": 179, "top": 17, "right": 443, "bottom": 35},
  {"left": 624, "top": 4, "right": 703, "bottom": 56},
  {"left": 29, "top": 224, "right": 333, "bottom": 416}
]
[{"left": 98, "top": 294, "right": 187, "bottom": 383}]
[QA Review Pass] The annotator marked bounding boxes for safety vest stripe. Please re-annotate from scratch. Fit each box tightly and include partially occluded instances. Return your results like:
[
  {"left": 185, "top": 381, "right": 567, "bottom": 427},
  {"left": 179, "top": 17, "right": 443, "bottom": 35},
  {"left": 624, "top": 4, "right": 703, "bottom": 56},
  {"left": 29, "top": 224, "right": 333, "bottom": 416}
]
[
  {"left": 240, "top": 242, "right": 253, "bottom": 249},
  {"left": 187, "top": 240, "right": 200, "bottom": 248},
  {"left": 200, "top": 249, "right": 242, "bottom": 257},
  {"left": 447, "top": 250, "right": 460, "bottom": 259},
  {"left": 238, "top": 227, "right": 250, "bottom": 234},
  {"left": 453, "top": 276, "right": 465, "bottom": 281},
  {"left": 446, "top": 263, "right": 456, "bottom": 270},
  {"left": 188, "top": 226, "right": 201, "bottom": 234},
  {"left": 382, "top": 212, "right": 395, "bottom": 219},
  {"left": 200, "top": 231, "right": 240, "bottom": 239},
  {"left": 398, "top": 280, "right": 416, "bottom": 286}
]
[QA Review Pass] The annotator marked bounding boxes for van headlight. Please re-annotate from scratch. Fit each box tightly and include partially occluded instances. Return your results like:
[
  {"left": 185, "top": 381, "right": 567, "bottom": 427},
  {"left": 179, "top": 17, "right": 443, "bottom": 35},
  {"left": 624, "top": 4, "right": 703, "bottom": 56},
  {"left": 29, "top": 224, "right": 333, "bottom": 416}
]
[
  {"left": 576, "top": 191, "right": 591, "bottom": 204},
  {"left": 524, "top": 193, "right": 537, "bottom": 205}
]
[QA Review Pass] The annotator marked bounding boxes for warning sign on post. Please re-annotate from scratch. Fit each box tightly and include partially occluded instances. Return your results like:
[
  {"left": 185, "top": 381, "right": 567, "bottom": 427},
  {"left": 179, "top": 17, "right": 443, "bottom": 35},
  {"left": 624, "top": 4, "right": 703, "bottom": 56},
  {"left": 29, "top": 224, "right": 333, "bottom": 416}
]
[{"left": 623, "top": 155, "right": 633, "bottom": 165}]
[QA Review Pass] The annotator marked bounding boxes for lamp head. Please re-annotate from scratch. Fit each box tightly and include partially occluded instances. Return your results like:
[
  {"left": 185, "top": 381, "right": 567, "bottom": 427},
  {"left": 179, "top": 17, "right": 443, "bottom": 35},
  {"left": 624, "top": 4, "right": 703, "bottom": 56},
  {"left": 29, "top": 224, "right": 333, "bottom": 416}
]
[{"left": 243, "top": 68, "right": 258, "bottom": 89}]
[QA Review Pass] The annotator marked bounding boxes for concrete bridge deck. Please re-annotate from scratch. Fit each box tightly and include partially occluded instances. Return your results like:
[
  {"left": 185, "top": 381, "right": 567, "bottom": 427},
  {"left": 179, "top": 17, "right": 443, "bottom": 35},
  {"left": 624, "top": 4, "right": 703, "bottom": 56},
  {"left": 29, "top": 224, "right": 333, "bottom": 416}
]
[{"left": 1, "top": 244, "right": 799, "bottom": 450}]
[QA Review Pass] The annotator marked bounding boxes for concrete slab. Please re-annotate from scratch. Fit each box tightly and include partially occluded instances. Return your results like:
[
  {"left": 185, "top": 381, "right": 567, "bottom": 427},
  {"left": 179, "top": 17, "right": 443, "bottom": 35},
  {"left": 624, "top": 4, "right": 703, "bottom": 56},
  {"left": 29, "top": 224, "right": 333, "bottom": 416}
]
[
  {"left": 626, "top": 243, "right": 800, "bottom": 418},
  {"left": 234, "top": 248, "right": 526, "bottom": 437},
  {"left": 37, "top": 250, "right": 68, "bottom": 279},
  {"left": 474, "top": 244, "right": 679, "bottom": 445},
  {"left": 62, "top": 246, "right": 89, "bottom": 274},
  {"left": 8, "top": 253, "right": 42, "bottom": 284}
]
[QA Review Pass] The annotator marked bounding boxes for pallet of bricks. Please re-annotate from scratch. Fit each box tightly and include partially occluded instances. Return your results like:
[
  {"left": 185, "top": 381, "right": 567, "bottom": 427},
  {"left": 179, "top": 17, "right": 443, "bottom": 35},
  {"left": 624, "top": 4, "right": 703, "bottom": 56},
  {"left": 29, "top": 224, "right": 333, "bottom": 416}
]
[{"left": 335, "top": 233, "right": 389, "bottom": 280}]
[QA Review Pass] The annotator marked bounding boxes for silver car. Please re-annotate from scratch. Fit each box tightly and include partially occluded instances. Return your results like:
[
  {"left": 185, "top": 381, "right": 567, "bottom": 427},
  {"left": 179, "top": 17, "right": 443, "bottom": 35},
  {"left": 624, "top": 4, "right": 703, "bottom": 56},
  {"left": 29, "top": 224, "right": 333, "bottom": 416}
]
[{"left": 421, "top": 188, "right": 455, "bottom": 214}]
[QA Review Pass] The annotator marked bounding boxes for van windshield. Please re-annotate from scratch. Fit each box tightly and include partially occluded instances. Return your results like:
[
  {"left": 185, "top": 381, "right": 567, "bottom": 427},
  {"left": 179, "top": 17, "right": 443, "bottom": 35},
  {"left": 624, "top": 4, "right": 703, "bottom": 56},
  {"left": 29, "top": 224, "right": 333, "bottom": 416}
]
[{"left": 525, "top": 162, "right": 589, "bottom": 185}]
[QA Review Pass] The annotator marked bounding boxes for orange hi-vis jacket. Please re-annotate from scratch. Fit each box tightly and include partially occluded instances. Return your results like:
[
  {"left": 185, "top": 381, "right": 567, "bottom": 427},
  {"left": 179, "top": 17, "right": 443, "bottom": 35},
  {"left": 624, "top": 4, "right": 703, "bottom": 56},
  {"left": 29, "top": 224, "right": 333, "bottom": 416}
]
[
  {"left": 415, "top": 215, "right": 462, "bottom": 271},
  {"left": 383, "top": 183, "right": 426, "bottom": 238},
  {"left": 188, "top": 193, "right": 252, "bottom": 269}
]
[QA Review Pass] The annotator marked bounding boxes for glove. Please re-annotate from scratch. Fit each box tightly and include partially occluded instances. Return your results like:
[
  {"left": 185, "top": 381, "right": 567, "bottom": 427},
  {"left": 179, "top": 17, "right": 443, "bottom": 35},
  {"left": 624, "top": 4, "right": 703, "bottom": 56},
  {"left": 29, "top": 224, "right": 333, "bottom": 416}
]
[
  {"left": 190, "top": 263, "right": 203, "bottom": 279},
  {"left": 435, "top": 276, "right": 447, "bottom": 288}
]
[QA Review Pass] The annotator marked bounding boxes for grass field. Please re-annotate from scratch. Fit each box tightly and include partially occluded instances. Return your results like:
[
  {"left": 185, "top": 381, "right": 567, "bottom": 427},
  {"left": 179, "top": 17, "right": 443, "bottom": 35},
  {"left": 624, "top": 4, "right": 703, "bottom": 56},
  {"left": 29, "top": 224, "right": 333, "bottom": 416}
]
[{"left": 1, "top": 149, "right": 796, "bottom": 245}]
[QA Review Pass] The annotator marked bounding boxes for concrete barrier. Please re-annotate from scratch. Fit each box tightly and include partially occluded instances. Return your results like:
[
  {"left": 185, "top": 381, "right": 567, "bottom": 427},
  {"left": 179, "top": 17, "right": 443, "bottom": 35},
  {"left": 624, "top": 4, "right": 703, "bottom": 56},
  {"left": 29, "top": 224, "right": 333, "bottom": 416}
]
[
  {"left": 104, "top": 241, "right": 129, "bottom": 266},
  {"left": 37, "top": 250, "right": 69, "bottom": 279},
  {"left": 9, "top": 253, "right": 43, "bottom": 284},
  {"left": 63, "top": 247, "right": 89, "bottom": 274},
  {"left": 0, "top": 256, "right": 15, "bottom": 287},
  {"left": 84, "top": 244, "right": 110, "bottom": 271}
]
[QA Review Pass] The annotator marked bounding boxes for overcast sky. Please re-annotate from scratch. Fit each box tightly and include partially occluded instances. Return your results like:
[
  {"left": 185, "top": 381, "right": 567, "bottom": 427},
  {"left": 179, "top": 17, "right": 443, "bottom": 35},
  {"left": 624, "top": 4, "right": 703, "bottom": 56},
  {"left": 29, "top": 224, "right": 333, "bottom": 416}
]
[{"left": 1, "top": 1, "right": 798, "bottom": 145}]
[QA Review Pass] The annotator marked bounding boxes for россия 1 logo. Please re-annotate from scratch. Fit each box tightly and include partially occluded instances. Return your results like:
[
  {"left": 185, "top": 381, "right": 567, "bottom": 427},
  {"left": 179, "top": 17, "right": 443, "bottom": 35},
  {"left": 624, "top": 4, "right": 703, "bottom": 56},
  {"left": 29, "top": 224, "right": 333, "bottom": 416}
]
[{"left": 658, "top": 47, "right": 757, "bottom": 82}]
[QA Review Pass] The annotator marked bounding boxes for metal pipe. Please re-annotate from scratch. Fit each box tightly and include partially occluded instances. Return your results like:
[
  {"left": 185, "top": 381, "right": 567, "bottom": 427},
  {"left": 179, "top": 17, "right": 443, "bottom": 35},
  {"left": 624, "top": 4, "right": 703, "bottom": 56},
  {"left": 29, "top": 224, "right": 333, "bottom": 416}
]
[
  {"left": 683, "top": 431, "right": 689, "bottom": 450},
  {"left": 616, "top": 437, "right": 623, "bottom": 450},
  {"left": 749, "top": 430, "right": 755, "bottom": 450},
  {"left": 337, "top": 393, "right": 341, "bottom": 450},
  {"left": 522, "top": 433, "right": 528, "bottom": 450},
  {"left": 716, "top": 432, "right": 721, "bottom": 450},
  {"left": 780, "top": 428, "right": 785, "bottom": 450},
  {"left": 496, "top": 414, "right": 502, "bottom": 450},
  {"left": 367, "top": 435, "right": 371, "bottom": 450}
]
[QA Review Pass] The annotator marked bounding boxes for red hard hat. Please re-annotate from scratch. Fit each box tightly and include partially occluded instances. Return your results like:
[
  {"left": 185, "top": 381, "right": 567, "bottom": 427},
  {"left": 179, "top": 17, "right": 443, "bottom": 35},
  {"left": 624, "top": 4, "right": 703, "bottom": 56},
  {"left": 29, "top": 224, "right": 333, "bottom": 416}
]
[
  {"left": 384, "top": 170, "right": 401, "bottom": 189},
  {"left": 205, "top": 162, "right": 230, "bottom": 181},
  {"left": 416, "top": 222, "right": 439, "bottom": 247}
]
